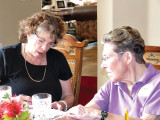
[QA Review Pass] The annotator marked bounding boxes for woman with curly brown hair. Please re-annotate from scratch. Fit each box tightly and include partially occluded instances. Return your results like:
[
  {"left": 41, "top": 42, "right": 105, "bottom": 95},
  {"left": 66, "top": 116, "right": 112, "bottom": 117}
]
[{"left": 0, "top": 12, "right": 74, "bottom": 111}]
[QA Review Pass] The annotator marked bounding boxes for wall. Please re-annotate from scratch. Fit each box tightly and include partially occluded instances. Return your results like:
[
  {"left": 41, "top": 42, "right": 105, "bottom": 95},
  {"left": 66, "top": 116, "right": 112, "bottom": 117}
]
[
  {"left": 148, "top": 0, "right": 160, "bottom": 46},
  {"left": 113, "top": 0, "right": 148, "bottom": 43},
  {"left": 97, "top": 0, "right": 113, "bottom": 89},
  {"left": 97, "top": 0, "right": 160, "bottom": 89},
  {"left": 0, "top": 0, "right": 41, "bottom": 47}
]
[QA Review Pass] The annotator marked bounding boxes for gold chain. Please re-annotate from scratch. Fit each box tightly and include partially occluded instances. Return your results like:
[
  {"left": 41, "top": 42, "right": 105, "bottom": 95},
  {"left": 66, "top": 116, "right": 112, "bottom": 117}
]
[{"left": 23, "top": 45, "right": 47, "bottom": 82}]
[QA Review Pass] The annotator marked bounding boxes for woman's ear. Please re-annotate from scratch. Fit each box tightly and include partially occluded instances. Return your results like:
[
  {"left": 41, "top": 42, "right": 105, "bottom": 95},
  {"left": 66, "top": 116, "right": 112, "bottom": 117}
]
[{"left": 123, "top": 52, "right": 133, "bottom": 64}]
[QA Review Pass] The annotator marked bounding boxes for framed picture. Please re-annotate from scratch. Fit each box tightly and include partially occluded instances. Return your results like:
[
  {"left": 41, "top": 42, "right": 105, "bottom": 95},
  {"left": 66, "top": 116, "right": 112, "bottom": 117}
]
[{"left": 57, "top": 1, "right": 65, "bottom": 8}]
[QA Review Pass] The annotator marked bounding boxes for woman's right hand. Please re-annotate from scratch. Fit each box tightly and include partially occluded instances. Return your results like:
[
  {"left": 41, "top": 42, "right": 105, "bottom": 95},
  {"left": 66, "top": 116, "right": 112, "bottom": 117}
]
[{"left": 67, "top": 105, "right": 100, "bottom": 120}]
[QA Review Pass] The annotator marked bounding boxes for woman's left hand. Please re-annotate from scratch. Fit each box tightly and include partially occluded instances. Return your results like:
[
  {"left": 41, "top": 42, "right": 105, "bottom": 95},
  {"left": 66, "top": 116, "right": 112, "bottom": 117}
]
[{"left": 52, "top": 101, "right": 66, "bottom": 111}]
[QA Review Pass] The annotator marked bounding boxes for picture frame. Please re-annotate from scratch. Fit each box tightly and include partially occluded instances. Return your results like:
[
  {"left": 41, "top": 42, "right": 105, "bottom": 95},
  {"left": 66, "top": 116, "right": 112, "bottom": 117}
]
[{"left": 57, "top": 1, "right": 65, "bottom": 8}]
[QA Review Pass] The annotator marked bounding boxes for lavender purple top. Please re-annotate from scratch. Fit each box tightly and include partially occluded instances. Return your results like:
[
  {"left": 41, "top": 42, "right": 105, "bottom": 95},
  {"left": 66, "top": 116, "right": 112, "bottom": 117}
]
[{"left": 91, "top": 63, "right": 160, "bottom": 118}]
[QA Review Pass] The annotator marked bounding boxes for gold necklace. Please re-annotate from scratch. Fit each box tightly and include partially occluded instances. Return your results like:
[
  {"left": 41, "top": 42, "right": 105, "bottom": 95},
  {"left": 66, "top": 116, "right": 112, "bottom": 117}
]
[{"left": 23, "top": 46, "right": 47, "bottom": 82}]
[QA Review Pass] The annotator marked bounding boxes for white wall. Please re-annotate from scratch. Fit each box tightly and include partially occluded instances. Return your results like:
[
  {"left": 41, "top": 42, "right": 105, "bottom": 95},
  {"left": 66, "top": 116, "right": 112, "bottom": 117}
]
[
  {"left": 97, "top": 0, "right": 113, "bottom": 89},
  {"left": 97, "top": 0, "right": 160, "bottom": 89},
  {"left": 0, "top": 0, "right": 41, "bottom": 47},
  {"left": 113, "top": 0, "right": 148, "bottom": 43},
  {"left": 147, "top": 0, "right": 160, "bottom": 46}
]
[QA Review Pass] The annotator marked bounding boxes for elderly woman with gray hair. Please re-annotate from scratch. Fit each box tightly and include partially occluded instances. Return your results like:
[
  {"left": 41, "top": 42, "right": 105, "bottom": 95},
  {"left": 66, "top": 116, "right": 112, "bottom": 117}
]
[{"left": 56, "top": 26, "right": 160, "bottom": 120}]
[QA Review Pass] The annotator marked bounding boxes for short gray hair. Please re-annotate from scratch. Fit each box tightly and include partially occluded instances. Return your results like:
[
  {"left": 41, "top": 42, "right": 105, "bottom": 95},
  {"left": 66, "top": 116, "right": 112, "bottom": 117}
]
[{"left": 102, "top": 26, "right": 145, "bottom": 64}]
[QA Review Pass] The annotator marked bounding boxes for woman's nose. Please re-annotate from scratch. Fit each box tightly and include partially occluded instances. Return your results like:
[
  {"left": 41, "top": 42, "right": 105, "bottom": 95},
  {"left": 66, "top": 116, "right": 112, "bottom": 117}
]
[
  {"left": 101, "top": 61, "right": 107, "bottom": 69},
  {"left": 41, "top": 44, "right": 49, "bottom": 51}
]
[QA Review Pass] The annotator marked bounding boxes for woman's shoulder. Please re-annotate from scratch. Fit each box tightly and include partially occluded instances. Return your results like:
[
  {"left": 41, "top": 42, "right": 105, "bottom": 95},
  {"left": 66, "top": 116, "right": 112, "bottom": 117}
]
[{"left": 1, "top": 43, "right": 21, "bottom": 53}]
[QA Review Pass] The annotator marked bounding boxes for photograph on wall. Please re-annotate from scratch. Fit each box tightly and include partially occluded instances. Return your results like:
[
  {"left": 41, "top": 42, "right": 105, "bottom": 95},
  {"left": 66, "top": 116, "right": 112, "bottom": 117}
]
[{"left": 57, "top": 1, "right": 65, "bottom": 8}]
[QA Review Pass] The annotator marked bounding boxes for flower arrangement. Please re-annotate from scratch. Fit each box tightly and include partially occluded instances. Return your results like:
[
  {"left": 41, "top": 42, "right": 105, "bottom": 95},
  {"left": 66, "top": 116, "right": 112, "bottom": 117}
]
[{"left": 0, "top": 93, "right": 31, "bottom": 120}]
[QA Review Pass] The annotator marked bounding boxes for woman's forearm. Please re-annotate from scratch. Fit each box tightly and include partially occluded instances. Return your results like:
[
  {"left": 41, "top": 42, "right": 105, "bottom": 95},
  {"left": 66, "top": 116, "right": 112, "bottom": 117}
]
[{"left": 61, "top": 94, "right": 74, "bottom": 110}]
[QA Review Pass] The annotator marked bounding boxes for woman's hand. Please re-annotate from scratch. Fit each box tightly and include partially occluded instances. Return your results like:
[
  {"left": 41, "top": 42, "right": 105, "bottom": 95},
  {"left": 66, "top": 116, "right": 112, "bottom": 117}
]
[
  {"left": 13, "top": 94, "right": 32, "bottom": 105},
  {"left": 52, "top": 101, "right": 66, "bottom": 111},
  {"left": 67, "top": 104, "right": 100, "bottom": 120}
]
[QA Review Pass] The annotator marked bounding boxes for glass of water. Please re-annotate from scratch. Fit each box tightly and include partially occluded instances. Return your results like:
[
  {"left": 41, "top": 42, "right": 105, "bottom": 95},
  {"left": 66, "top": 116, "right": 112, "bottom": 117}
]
[
  {"left": 0, "top": 85, "right": 12, "bottom": 101},
  {"left": 32, "top": 93, "right": 52, "bottom": 119}
]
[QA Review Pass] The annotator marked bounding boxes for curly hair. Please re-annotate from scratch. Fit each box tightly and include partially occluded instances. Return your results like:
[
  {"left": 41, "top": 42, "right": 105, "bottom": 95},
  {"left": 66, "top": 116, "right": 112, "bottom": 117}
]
[
  {"left": 102, "top": 26, "right": 145, "bottom": 64},
  {"left": 18, "top": 12, "right": 67, "bottom": 43}
]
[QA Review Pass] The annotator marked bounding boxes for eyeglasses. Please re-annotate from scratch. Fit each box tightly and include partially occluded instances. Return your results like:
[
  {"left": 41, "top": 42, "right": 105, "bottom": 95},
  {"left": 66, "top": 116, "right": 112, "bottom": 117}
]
[{"left": 34, "top": 33, "right": 56, "bottom": 48}]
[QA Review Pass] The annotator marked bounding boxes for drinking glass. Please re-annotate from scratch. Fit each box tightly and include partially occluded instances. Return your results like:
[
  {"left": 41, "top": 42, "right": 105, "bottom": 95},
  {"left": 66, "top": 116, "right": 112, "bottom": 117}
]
[
  {"left": 0, "top": 85, "right": 12, "bottom": 101},
  {"left": 32, "top": 93, "right": 52, "bottom": 119}
]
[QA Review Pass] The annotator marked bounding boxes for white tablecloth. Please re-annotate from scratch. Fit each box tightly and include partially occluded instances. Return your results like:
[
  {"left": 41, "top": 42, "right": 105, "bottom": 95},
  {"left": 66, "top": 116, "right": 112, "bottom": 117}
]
[{"left": 29, "top": 107, "right": 65, "bottom": 120}]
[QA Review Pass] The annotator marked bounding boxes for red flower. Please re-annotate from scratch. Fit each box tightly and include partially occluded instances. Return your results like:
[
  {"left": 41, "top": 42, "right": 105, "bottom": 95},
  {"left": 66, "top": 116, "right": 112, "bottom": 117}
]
[
  {"left": 0, "top": 107, "right": 3, "bottom": 119},
  {"left": 0, "top": 94, "right": 31, "bottom": 120},
  {"left": 1, "top": 99, "right": 22, "bottom": 118}
]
